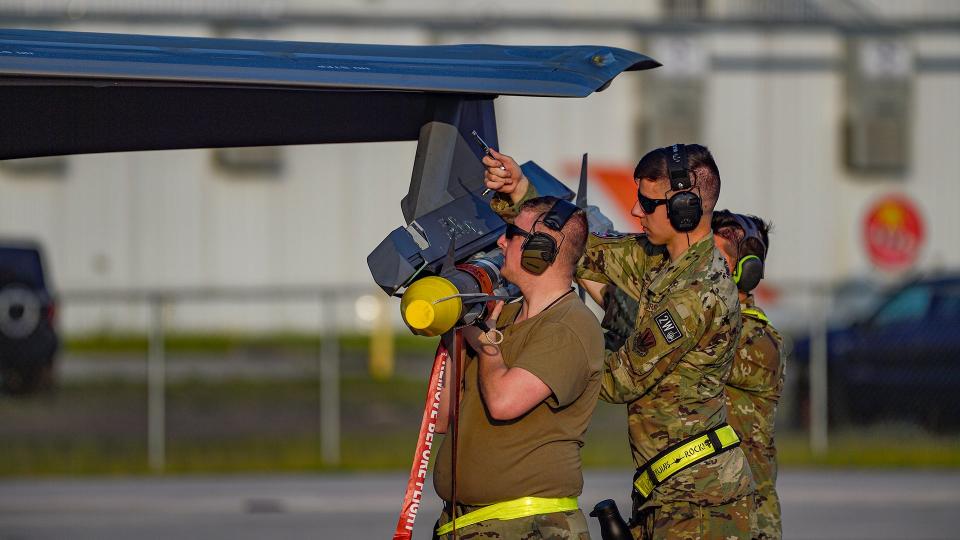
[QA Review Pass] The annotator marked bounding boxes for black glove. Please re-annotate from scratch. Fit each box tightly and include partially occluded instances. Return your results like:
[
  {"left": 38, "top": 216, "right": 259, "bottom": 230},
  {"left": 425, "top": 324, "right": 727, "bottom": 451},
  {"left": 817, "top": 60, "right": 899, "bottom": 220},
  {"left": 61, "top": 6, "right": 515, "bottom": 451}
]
[{"left": 601, "top": 287, "right": 639, "bottom": 352}]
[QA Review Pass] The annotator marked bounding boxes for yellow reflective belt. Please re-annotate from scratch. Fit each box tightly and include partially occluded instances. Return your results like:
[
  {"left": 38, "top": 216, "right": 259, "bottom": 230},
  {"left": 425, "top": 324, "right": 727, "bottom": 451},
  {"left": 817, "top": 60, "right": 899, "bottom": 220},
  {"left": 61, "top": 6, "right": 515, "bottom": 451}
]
[
  {"left": 435, "top": 496, "right": 579, "bottom": 536},
  {"left": 633, "top": 424, "right": 740, "bottom": 499},
  {"left": 741, "top": 308, "right": 769, "bottom": 323}
]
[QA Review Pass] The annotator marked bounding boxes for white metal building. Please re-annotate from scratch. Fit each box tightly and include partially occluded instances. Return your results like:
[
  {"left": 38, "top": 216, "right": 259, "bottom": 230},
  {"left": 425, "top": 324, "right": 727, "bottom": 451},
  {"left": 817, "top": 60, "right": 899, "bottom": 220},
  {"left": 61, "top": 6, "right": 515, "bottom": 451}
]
[{"left": 0, "top": 0, "right": 958, "bottom": 333}]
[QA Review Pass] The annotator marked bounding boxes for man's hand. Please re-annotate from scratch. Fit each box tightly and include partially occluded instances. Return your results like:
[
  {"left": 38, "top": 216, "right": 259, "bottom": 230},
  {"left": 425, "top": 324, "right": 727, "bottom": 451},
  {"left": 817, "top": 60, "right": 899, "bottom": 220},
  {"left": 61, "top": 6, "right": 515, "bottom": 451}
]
[
  {"left": 461, "top": 301, "right": 504, "bottom": 353},
  {"left": 483, "top": 149, "right": 529, "bottom": 204}
]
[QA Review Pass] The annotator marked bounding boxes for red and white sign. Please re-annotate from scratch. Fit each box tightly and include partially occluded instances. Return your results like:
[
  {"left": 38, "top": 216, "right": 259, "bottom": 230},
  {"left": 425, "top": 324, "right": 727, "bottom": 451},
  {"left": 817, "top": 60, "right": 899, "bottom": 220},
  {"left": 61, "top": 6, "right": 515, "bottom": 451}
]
[{"left": 863, "top": 194, "right": 925, "bottom": 270}]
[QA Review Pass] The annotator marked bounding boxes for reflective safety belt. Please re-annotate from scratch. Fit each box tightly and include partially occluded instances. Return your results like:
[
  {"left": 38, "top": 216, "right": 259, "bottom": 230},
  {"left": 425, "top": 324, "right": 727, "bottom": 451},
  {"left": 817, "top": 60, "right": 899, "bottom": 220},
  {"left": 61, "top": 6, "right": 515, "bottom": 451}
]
[
  {"left": 741, "top": 307, "right": 769, "bottom": 323},
  {"left": 435, "top": 496, "right": 579, "bottom": 536},
  {"left": 633, "top": 424, "right": 740, "bottom": 500}
]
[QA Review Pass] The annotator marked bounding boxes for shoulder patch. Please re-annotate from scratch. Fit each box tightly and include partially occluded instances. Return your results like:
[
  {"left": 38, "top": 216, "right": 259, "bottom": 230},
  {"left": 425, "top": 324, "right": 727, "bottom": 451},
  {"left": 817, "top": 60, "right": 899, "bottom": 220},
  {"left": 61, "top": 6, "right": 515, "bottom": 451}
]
[
  {"left": 654, "top": 310, "right": 683, "bottom": 344},
  {"left": 591, "top": 231, "right": 626, "bottom": 239},
  {"left": 631, "top": 327, "right": 657, "bottom": 356}
]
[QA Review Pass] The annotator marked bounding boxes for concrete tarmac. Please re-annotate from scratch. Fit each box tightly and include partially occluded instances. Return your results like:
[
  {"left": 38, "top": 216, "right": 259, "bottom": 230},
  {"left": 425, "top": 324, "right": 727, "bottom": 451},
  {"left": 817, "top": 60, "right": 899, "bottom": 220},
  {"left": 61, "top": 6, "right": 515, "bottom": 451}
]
[{"left": 2, "top": 469, "right": 958, "bottom": 539}]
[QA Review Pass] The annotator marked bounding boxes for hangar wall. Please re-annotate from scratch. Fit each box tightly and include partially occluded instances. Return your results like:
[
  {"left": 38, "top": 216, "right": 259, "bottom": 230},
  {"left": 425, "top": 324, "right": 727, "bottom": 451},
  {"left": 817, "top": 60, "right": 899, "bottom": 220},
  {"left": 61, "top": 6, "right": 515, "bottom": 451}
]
[{"left": 0, "top": 1, "right": 958, "bottom": 333}]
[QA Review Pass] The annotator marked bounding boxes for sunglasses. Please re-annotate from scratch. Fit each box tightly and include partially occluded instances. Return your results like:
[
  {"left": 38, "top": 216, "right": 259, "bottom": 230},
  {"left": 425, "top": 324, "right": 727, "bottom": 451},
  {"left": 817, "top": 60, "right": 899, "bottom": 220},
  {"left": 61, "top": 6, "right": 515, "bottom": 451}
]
[
  {"left": 504, "top": 223, "right": 532, "bottom": 240},
  {"left": 637, "top": 189, "right": 670, "bottom": 214}
]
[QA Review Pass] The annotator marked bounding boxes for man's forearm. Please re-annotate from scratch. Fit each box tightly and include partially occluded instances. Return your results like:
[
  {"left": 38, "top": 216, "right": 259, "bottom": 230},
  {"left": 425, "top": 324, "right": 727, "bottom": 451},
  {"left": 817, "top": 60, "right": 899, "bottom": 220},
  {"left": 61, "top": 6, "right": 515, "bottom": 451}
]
[
  {"left": 475, "top": 340, "right": 552, "bottom": 421},
  {"left": 577, "top": 278, "right": 607, "bottom": 306},
  {"left": 475, "top": 342, "right": 512, "bottom": 417},
  {"left": 490, "top": 176, "right": 535, "bottom": 223},
  {"left": 508, "top": 175, "right": 530, "bottom": 204}
]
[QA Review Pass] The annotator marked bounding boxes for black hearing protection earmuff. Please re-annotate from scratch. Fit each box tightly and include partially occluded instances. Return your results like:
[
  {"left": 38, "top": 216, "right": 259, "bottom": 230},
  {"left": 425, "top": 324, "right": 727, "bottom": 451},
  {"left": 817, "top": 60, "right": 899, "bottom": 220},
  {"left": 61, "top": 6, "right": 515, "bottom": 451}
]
[
  {"left": 730, "top": 213, "right": 767, "bottom": 293},
  {"left": 520, "top": 199, "right": 580, "bottom": 275},
  {"left": 665, "top": 144, "right": 703, "bottom": 233}
]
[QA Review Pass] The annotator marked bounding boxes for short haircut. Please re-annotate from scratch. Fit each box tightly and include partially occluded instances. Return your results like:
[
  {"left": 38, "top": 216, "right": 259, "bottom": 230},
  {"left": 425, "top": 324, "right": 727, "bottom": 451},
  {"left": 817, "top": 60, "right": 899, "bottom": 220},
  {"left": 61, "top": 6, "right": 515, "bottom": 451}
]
[
  {"left": 712, "top": 209, "right": 772, "bottom": 262},
  {"left": 518, "top": 196, "right": 587, "bottom": 273},
  {"left": 633, "top": 144, "right": 721, "bottom": 213}
]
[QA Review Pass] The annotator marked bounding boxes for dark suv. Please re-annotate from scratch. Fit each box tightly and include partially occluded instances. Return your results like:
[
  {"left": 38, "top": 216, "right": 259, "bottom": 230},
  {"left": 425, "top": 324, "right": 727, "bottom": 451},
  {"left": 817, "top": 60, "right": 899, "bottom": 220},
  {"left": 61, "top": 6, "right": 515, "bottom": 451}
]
[
  {"left": 0, "top": 241, "right": 59, "bottom": 394},
  {"left": 792, "top": 273, "right": 960, "bottom": 430}
]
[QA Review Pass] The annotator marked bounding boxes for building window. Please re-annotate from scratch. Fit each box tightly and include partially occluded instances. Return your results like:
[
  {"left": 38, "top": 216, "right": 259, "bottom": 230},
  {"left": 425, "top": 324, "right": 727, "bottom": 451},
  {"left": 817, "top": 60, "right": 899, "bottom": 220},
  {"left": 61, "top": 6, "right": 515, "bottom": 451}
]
[
  {"left": 845, "top": 38, "right": 912, "bottom": 175},
  {"left": 212, "top": 146, "right": 284, "bottom": 177},
  {"left": 0, "top": 156, "right": 68, "bottom": 177},
  {"left": 661, "top": 0, "right": 708, "bottom": 19},
  {"left": 637, "top": 36, "right": 705, "bottom": 154}
]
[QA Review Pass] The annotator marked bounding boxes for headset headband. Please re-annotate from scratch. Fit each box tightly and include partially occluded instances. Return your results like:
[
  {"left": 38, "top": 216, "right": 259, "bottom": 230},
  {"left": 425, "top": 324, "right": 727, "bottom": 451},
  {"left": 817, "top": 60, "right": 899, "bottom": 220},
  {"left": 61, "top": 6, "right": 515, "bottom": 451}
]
[
  {"left": 667, "top": 144, "right": 692, "bottom": 191},
  {"left": 541, "top": 199, "right": 579, "bottom": 232},
  {"left": 732, "top": 213, "right": 767, "bottom": 261}
]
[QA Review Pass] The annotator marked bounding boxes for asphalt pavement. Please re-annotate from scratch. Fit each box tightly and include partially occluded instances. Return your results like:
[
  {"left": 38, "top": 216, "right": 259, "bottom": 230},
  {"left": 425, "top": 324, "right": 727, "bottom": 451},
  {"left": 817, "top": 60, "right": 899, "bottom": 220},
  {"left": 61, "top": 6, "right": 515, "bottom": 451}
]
[{"left": 2, "top": 469, "right": 958, "bottom": 539}]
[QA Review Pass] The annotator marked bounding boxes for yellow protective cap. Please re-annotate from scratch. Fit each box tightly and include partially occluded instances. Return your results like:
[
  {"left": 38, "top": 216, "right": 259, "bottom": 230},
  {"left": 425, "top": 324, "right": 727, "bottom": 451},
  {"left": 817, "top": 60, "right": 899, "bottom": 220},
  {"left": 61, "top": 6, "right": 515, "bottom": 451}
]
[{"left": 400, "top": 276, "right": 463, "bottom": 337}]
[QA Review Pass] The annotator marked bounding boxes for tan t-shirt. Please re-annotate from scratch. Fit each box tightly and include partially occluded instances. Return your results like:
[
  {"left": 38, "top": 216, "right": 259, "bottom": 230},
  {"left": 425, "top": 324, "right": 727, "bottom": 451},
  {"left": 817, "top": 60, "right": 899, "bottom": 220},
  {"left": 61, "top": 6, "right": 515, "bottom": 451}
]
[{"left": 433, "top": 293, "right": 604, "bottom": 504}]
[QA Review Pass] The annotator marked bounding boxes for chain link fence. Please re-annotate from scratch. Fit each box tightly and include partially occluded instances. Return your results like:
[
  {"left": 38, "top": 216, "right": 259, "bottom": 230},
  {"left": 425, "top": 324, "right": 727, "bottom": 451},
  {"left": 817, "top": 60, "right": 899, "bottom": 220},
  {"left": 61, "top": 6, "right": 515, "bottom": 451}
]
[
  {"left": 1, "top": 277, "right": 959, "bottom": 476},
  {"left": 769, "top": 274, "right": 960, "bottom": 467},
  {"left": 0, "top": 285, "right": 432, "bottom": 475}
]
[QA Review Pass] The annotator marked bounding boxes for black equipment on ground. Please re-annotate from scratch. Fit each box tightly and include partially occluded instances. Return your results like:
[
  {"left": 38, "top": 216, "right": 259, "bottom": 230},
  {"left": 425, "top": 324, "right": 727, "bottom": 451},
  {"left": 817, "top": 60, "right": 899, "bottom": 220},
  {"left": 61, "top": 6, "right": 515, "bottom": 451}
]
[
  {"left": 665, "top": 143, "right": 703, "bottom": 232},
  {"left": 519, "top": 199, "right": 580, "bottom": 275},
  {"left": 590, "top": 499, "right": 632, "bottom": 540}
]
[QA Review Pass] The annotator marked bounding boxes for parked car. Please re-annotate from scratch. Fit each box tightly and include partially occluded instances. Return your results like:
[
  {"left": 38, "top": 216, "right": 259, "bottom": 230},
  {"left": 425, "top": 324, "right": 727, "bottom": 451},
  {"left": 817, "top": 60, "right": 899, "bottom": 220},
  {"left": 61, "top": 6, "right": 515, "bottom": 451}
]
[
  {"left": 791, "top": 273, "right": 960, "bottom": 431},
  {"left": 0, "top": 240, "right": 59, "bottom": 394}
]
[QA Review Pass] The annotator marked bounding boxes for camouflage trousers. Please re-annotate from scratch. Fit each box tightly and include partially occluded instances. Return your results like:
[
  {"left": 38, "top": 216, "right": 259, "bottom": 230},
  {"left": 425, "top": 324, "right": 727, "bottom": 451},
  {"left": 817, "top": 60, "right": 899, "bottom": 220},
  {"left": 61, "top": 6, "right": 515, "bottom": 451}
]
[
  {"left": 629, "top": 494, "right": 754, "bottom": 540},
  {"left": 434, "top": 505, "right": 590, "bottom": 540},
  {"left": 753, "top": 486, "right": 781, "bottom": 540}
]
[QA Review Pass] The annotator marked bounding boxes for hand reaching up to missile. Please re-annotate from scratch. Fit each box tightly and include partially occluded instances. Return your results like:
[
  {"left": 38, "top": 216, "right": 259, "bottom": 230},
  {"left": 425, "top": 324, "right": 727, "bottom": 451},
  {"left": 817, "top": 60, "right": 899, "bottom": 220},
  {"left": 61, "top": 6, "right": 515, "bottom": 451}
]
[{"left": 482, "top": 149, "right": 529, "bottom": 204}]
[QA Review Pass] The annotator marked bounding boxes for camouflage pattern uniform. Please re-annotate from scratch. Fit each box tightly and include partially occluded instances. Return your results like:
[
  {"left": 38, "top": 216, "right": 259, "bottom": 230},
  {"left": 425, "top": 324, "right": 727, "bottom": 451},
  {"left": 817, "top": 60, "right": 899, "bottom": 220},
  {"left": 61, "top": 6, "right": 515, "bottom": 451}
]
[
  {"left": 724, "top": 296, "right": 786, "bottom": 540},
  {"left": 602, "top": 289, "right": 786, "bottom": 540},
  {"left": 490, "top": 190, "right": 539, "bottom": 223},
  {"left": 434, "top": 505, "right": 589, "bottom": 540},
  {"left": 579, "top": 232, "right": 754, "bottom": 540}
]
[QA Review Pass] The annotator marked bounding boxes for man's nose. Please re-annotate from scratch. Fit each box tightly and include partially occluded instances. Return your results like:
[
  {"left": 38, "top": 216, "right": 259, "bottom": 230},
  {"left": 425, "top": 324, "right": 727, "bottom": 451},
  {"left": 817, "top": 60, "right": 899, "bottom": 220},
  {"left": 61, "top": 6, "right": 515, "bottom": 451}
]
[
  {"left": 631, "top": 200, "right": 644, "bottom": 218},
  {"left": 497, "top": 234, "right": 506, "bottom": 249}
]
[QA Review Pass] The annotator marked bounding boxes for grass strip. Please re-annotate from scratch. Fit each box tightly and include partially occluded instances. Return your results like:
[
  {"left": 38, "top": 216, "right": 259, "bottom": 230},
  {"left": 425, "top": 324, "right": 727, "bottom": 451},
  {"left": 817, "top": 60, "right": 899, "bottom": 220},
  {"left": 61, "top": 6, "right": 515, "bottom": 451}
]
[
  {"left": 65, "top": 332, "right": 440, "bottom": 356},
  {"left": 1, "top": 379, "right": 958, "bottom": 476}
]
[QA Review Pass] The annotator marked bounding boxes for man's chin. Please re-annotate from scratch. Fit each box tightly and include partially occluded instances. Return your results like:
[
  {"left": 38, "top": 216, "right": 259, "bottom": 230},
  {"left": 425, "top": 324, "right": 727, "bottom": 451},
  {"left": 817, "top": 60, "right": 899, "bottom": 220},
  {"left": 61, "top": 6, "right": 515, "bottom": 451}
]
[{"left": 646, "top": 233, "right": 667, "bottom": 246}]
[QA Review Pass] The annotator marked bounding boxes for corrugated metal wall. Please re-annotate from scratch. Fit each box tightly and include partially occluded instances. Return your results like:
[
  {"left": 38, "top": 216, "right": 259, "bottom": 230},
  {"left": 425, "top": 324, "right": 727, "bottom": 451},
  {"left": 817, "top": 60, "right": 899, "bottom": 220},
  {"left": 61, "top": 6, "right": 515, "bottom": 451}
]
[{"left": 1, "top": 2, "right": 958, "bottom": 333}]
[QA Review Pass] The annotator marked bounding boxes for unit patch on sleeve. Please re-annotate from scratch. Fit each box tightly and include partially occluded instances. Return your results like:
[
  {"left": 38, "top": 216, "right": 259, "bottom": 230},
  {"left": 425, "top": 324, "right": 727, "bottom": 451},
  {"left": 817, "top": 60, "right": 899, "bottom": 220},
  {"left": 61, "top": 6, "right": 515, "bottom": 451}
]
[
  {"left": 654, "top": 310, "right": 683, "bottom": 344},
  {"left": 591, "top": 231, "right": 625, "bottom": 239},
  {"left": 632, "top": 327, "right": 657, "bottom": 357}
]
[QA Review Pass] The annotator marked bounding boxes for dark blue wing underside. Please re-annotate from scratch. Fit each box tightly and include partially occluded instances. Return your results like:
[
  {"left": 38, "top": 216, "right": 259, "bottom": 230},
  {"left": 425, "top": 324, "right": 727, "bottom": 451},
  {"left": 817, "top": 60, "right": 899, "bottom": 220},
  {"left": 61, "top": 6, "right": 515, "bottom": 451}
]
[
  {"left": 0, "top": 28, "right": 658, "bottom": 159},
  {"left": 0, "top": 29, "right": 659, "bottom": 97}
]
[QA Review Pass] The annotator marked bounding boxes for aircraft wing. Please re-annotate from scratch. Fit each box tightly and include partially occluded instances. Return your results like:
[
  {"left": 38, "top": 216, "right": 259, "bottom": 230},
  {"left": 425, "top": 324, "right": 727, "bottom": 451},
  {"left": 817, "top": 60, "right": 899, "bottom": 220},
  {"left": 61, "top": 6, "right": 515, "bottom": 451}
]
[{"left": 0, "top": 28, "right": 659, "bottom": 159}]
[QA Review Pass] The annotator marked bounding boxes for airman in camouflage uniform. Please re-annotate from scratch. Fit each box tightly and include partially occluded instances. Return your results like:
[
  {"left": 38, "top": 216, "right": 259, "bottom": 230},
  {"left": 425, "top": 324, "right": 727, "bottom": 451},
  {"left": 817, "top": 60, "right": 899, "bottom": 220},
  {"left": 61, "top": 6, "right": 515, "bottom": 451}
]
[
  {"left": 724, "top": 296, "right": 784, "bottom": 539},
  {"left": 713, "top": 211, "right": 786, "bottom": 540},
  {"left": 483, "top": 144, "right": 755, "bottom": 539},
  {"left": 580, "top": 231, "right": 753, "bottom": 540},
  {"left": 601, "top": 210, "right": 786, "bottom": 539}
]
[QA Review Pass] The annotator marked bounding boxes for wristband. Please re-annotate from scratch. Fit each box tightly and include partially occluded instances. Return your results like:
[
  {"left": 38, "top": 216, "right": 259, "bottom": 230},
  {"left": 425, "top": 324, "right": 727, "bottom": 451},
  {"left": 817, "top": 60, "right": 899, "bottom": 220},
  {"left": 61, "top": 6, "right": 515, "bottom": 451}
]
[{"left": 480, "top": 329, "right": 504, "bottom": 345}]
